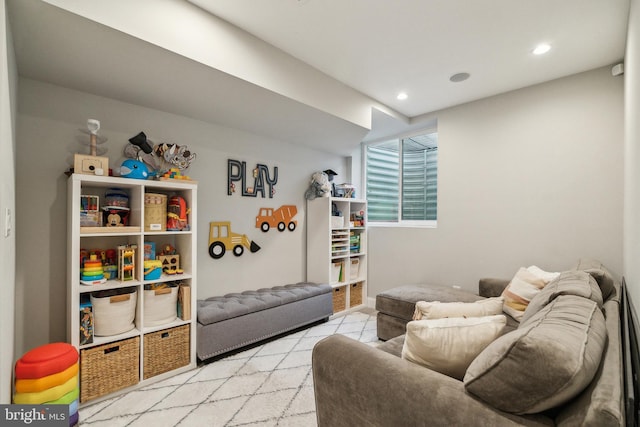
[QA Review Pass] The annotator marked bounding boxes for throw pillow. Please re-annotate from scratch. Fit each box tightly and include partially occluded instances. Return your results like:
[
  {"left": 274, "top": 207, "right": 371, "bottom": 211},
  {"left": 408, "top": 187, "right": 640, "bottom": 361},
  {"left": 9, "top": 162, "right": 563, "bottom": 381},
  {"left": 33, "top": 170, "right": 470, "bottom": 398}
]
[
  {"left": 412, "top": 297, "right": 504, "bottom": 320},
  {"left": 464, "top": 295, "right": 606, "bottom": 414},
  {"left": 520, "top": 270, "right": 603, "bottom": 325},
  {"left": 502, "top": 266, "right": 559, "bottom": 321},
  {"left": 401, "top": 315, "right": 507, "bottom": 380},
  {"left": 526, "top": 265, "right": 561, "bottom": 283}
]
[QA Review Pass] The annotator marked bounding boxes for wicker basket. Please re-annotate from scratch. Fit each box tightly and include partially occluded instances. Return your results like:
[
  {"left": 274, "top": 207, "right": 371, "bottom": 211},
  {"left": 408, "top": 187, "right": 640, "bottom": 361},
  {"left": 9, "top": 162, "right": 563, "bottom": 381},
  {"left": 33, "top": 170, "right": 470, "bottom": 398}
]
[
  {"left": 349, "top": 281, "right": 364, "bottom": 307},
  {"left": 143, "top": 325, "right": 190, "bottom": 379},
  {"left": 80, "top": 336, "right": 139, "bottom": 402},
  {"left": 144, "top": 193, "right": 167, "bottom": 231},
  {"left": 332, "top": 286, "right": 346, "bottom": 313}
]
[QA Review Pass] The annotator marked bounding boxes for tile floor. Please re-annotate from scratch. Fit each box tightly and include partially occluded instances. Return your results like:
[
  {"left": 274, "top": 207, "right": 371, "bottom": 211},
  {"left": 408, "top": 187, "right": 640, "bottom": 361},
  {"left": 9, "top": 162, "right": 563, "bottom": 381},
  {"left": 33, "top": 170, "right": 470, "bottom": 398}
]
[{"left": 79, "top": 310, "right": 380, "bottom": 426}]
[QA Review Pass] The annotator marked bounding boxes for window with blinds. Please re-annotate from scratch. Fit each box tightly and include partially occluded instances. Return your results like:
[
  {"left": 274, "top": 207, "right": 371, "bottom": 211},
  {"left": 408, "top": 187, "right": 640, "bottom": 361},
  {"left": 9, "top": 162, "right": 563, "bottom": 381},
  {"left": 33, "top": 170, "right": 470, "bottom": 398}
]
[{"left": 364, "top": 132, "right": 437, "bottom": 224}]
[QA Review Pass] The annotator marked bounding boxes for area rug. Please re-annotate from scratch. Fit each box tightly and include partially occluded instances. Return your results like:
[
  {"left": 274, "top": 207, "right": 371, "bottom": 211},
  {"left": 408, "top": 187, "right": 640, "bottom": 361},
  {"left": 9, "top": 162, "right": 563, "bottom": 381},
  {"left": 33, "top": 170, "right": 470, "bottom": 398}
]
[{"left": 78, "top": 310, "right": 379, "bottom": 426}]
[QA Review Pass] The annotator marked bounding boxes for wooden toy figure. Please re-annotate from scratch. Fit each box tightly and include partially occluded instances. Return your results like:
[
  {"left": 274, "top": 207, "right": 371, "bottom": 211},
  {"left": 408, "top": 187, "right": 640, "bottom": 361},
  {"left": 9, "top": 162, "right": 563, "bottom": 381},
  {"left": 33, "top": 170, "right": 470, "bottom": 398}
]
[{"left": 118, "top": 244, "right": 137, "bottom": 281}]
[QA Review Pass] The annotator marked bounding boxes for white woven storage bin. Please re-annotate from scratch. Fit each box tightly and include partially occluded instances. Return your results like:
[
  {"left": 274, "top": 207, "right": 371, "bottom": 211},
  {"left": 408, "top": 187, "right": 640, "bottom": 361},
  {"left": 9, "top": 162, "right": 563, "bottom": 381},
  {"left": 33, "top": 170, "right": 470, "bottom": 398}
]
[
  {"left": 143, "top": 287, "right": 178, "bottom": 327},
  {"left": 91, "top": 289, "right": 137, "bottom": 336}
]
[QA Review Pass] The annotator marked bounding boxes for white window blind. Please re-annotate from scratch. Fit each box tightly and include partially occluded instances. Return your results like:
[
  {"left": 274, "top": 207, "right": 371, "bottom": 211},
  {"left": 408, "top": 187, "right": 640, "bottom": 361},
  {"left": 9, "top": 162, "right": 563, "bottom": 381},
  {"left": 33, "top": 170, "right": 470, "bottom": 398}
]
[
  {"left": 365, "top": 141, "right": 399, "bottom": 222},
  {"left": 365, "top": 132, "right": 437, "bottom": 224}
]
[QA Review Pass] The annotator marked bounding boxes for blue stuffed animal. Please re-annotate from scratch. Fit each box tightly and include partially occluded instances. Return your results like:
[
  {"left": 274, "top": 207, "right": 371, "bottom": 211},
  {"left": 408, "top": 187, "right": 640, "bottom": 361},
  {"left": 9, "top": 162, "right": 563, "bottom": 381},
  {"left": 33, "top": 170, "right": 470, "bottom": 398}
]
[{"left": 120, "top": 159, "right": 149, "bottom": 180}]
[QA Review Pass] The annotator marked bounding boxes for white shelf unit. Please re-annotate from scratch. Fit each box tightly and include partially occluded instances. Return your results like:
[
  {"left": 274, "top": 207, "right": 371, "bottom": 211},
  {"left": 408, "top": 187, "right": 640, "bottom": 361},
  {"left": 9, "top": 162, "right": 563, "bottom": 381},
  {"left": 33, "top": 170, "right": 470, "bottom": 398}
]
[
  {"left": 67, "top": 174, "right": 197, "bottom": 405},
  {"left": 307, "top": 197, "right": 367, "bottom": 314}
]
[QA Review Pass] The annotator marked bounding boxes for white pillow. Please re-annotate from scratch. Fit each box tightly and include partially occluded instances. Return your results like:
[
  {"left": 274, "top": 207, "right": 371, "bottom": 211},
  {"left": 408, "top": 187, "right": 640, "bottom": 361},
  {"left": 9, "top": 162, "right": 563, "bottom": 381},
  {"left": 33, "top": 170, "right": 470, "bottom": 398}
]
[
  {"left": 502, "top": 266, "right": 559, "bottom": 321},
  {"left": 527, "top": 265, "right": 561, "bottom": 283},
  {"left": 412, "top": 297, "right": 504, "bottom": 321},
  {"left": 401, "top": 315, "right": 507, "bottom": 380}
]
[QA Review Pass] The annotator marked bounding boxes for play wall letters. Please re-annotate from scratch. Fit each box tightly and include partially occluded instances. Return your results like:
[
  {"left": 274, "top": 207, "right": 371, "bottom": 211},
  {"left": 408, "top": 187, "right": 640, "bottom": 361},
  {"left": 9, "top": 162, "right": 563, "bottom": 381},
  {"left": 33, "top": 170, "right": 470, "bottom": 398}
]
[{"left": 228, "top": 159, "right": 278, "bottom": 198}]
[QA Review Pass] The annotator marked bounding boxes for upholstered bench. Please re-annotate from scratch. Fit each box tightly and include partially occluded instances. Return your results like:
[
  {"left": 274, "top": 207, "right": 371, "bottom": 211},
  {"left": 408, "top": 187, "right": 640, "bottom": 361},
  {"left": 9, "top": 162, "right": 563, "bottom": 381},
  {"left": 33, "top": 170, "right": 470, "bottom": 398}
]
[
  {"left": 197, "top": 282, "right": 333, "bottom": 361},
  {"left": 375, "top": 284, "right": 485, "bottom": 341}
]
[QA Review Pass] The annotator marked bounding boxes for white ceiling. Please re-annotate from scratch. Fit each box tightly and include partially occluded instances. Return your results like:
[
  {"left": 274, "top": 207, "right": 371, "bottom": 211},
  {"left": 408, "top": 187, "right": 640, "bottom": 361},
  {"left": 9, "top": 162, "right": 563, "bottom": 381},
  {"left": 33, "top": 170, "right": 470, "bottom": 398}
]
[
  {"left": 6, "top": 0, "right": 630, "bottom": 155},
  {"left": 190, "top": 0, "right": 629, "bottom": 118}
]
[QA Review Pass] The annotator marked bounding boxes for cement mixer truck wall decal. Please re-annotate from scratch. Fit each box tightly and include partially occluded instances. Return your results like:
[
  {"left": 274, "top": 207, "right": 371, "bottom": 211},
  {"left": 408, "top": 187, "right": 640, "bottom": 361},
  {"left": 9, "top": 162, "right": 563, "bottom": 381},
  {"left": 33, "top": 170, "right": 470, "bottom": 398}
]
[{"left": 256, "top": 205, "right": 298, "bottom": 232}]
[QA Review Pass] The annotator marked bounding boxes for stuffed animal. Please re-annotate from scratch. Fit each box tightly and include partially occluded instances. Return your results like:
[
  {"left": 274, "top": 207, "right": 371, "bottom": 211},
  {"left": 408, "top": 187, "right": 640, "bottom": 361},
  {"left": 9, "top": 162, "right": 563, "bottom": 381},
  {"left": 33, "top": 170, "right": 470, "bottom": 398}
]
[
  {"left": 123, "top": 131, "right": 197, "bottom": 176},
  {"left": 120, "top": 159, "right": 149, "bottom": 180},
  {"left": 155, "top": 143, "right": 196, "bottom": 170},
  {"left": 304, "top": 171, "right": 331, "bottom": 200}
]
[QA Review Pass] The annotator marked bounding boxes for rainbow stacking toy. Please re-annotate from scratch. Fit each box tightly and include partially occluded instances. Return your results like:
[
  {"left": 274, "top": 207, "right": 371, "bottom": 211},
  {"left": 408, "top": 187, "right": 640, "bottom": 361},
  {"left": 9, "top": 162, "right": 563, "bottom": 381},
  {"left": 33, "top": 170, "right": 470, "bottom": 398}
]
[
  {"left": 81, "top": 254, "right": 106, "bottom": 285},
  {"left": 14, "top": 342, "right": 80, "bottom": 426}
]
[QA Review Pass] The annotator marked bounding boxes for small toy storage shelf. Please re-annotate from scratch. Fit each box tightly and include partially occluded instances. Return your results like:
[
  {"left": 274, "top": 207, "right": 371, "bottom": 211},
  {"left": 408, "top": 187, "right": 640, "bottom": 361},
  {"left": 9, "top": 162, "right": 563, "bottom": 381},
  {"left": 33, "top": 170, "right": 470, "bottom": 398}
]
[
  {"left": 307, "top": 197, "right": 368, "bottom": 315},
  {"left": 67, "top": 174, "right": 197, "bottom": 405}
]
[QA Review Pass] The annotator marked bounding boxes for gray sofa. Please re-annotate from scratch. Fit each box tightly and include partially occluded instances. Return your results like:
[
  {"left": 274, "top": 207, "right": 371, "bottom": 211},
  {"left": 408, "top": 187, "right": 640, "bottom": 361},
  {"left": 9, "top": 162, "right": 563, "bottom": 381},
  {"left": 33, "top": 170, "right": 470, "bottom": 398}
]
[
  {"left": 312, "top": 260, "right": 628, "bottom": 426},
  {"left": 197, "top": 282, "right": 332, "bottom": 361}
]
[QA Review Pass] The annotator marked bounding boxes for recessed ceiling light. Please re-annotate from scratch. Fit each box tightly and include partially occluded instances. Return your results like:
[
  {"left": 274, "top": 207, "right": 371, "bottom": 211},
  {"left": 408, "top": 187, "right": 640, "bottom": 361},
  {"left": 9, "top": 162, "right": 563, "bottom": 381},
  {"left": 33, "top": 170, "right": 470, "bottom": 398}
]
[
  {"left": 449, "top": 72, "right": 470, "bottom": 83},
  {"left": 397, "top": 92, "right": 408, "bottom": 100},
  {"left": 533, "top": 43, "right": 551, "bottom": 55}
]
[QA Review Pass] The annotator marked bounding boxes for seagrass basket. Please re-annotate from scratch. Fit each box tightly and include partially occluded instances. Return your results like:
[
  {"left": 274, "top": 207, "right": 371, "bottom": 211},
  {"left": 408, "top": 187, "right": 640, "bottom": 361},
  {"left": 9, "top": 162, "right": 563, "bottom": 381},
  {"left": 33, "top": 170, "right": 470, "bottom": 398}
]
[
  {"left": 80, "top": 336, "right": 139, "bottom": 402},
  {"left": 144, "top": 193, "right": 167, "bottom": 231},
  {"left": 143, "top": 324, "right": 190, "bottom": 379},
  {"left": 349, "top": 282, "right": 364, "bottom": 307},
  {"left": 332, "top": 286, "right": 346, "bottom": 313}
]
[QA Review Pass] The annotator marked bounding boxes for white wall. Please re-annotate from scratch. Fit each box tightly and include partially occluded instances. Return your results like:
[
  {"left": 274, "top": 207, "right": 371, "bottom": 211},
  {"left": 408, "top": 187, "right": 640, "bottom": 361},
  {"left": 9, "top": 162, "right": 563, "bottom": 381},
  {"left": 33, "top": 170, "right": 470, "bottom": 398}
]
[
  {"left": 624, "top": 0, "right": 640, "bottom": 309},
  {"left": 368, "top": 67, "right": 624, "bottom": 296},
  {"left": 14, "top": 78, "right": 346, "bottom": 355},
  {"left": 0, "top": 0, "right": 17, "bottom": 404}
]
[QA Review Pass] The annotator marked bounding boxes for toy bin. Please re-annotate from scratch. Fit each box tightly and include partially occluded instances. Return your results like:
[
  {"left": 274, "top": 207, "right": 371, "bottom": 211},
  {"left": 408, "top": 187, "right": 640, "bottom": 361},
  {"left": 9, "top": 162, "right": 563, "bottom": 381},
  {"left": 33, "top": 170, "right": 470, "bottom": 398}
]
[
  {"left": 143, "top": 324, "right": 190, "bottom": 379},
  {"left": 143, "top": 284, "right": 178, "bottom": 327},
  {"left": 79, "top": 336, "right": 139, "bottom": 402},
  {"left": 144, "top": 193, "right": 167, "bottom": 231},
  {"left": 332, "top": 286, "right": 347, "bottom": 313},
  {"left": 349, "top": 281, "right": 364, "bottom": 307},
  {"left": 90, "top": 287, "right": 137, "bottom": 336}
]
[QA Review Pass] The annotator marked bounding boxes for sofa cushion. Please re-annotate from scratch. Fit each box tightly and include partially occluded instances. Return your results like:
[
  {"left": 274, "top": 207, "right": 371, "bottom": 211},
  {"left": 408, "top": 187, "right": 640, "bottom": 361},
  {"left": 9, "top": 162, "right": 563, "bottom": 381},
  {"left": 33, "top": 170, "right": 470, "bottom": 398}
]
[
  {"left": 412, "top": 297, "right": 504, "bottom": 320},
  {"left": 573, "top": 258, "right": 616, "bottom": 301},
  {"left": 402, "top": 315, "right": 507, "bottom": 380},
  {"left": 502, "top": 267, "right": 556, "bottom": 321},
  {"left": 376, "top": 284, "right": 483, "bottom": 322},
  {"left": 520, "top": 270, "right": 603, "bottom": 325},
  {"left": 464, "top": 295, "right": 607, "bottom": 414},
  {"left": 376, "top": 334, "right": 405, "bottom": 357}
]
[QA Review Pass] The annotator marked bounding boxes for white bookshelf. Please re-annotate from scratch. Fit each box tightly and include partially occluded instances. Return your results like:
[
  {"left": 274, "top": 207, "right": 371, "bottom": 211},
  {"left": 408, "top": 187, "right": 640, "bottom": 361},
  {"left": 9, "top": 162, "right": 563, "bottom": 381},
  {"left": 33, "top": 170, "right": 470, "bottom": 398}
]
[
  {"left": 307, "top": 197, "right": 367, "bottom": 314},
  {"left": 67, "top": 174, "right": 197, "bottom": 404}
]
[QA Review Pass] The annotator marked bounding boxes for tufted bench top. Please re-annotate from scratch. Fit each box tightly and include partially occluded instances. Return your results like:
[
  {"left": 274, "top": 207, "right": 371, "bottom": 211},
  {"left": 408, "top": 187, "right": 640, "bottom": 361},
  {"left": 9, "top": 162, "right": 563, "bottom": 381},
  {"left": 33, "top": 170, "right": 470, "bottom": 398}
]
[{"left": 197, "top": 282, "right": 332, "bottom": 326}]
